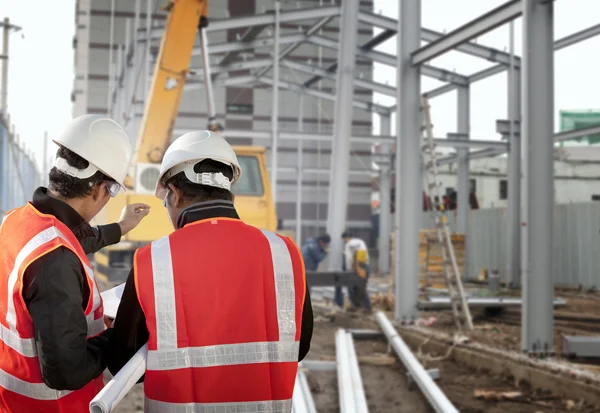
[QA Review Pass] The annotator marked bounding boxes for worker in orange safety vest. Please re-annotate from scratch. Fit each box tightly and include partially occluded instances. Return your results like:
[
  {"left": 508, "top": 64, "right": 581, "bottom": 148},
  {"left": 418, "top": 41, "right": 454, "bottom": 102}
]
[
  {"left": 107, "top": 130, "right": 313, "bottom": 412},
  {"left": 0, "top": 115, "right": 150, "bottom": 413}
]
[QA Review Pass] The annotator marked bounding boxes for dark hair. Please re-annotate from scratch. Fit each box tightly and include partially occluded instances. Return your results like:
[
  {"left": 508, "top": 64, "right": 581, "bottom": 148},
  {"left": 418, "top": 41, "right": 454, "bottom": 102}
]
[
  {"left": 341, "top": 230, "right": 352, "bottom": 239},
  {"left": 318, "top": 233, "right": 331, "bottom": 244},
  {"left": 165, "top": 159, "right": 234, "bottom": 202},
  {"left": 48, "top": 146, "right": 114, "bottom": 198}
]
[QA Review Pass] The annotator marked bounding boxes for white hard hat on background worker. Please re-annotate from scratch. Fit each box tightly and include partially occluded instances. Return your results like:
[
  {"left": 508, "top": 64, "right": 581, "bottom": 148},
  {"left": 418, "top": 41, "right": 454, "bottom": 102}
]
[
  {"left": 52, "top": 114, "right": 132, "bottom": 191},
  {"left": 154, "top": 130, "right": 242, "bottom": 199}
]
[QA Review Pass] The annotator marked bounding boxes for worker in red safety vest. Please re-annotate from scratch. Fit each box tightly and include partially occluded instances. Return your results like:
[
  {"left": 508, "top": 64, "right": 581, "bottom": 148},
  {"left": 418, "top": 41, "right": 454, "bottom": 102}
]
[
  {"left": 107, "top": 130, "right": 313, "bottom": 412},
  {"left": 0, "top": 115, "right": 150, "bottom": 413}
]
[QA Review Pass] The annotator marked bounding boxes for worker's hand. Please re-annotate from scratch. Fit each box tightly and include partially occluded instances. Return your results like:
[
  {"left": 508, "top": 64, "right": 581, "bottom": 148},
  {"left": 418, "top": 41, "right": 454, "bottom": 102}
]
[
  {"left": 118, "top": 203, "right": 151, "bottom": 236},
  {"left": 104, "top": 315, "right": 114, "bottom": 328}
]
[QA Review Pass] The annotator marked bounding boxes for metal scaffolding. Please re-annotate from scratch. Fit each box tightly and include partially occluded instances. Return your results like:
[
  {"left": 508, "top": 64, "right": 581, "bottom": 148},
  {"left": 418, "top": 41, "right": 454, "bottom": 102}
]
[{"left": 108, "top": 0, "right": 600, "bottom": 355}]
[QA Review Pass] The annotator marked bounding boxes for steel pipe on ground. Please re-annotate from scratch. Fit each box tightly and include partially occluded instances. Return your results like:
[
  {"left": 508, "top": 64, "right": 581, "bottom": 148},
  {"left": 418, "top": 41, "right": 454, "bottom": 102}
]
[
  {"left": 375, "top": 312, "right": 458, "bottom": 413},
  {"left": 336, "top": 329, "right": 370, "bottom": 413},
  {"left": 292, "top": 368, "right": 317, "bottom": 413}
]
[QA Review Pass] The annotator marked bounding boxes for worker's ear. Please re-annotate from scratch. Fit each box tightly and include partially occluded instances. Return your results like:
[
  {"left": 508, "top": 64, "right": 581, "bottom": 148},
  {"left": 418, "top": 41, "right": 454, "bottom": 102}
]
[
  {"left": 91, "top": 182, "right": 103, "bottom": 201},
  {"left": 167, "top": 183, "right": 184, "bottom": 208}
]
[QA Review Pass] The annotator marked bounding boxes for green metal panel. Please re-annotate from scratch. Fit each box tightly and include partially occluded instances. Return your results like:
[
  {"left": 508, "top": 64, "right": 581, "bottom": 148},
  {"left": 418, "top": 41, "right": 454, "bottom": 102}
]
[{"left": 559, "top": 110, "right": 600, "bottom": 146}]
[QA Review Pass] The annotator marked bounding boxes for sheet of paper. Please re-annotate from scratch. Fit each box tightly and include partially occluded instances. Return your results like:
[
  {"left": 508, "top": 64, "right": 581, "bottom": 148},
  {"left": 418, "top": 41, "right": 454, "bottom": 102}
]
[{"left": 100, "top": 283, "right": 125, "bottom": 319}]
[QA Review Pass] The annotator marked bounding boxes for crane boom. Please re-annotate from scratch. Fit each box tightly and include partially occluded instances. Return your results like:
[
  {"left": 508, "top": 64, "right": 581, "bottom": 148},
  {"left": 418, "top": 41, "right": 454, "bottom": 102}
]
[{"left": 134, "top": 0, "right": 208, "bottom": 165}]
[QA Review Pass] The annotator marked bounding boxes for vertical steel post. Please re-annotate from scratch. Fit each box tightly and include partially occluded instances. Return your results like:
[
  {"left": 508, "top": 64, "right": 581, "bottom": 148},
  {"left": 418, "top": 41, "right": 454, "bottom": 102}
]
[
  {"left": 395, "top": 0, "right": 421, "bottom": 321},
  {"left": 326, "top": 0, "right": 359, "bottom": 270},
  {"left": 270, "top": 0, "right": 281, "bottom": 206},
  {"left": 1, "top": 18, "right": 9, "bottom": 114},
  {"left": 507, "top": 20, "right": 522, "bottom": 288},
  {"left": 296, "top": 92, "right": 304, "bottom": 247},
  {"left": 123, "top": 19, "right": 132, "bottom": 124},
  {"left": 199, "top": 28, "right": 217, "bottom": 126},
  {"left": 521, "top": 0, "right": 554, "bottom": 355},
  {"left": 457, "top": 85, "right": 470, "bottom": 279},
  {"left": 107, "top": 0, "right": 116, "bottom": 113},
  {"left": 378, "top": 115, "right": 392, "bottom": 274},
  {"left": 144, "top": 0, "right": 153, "bottom": 105},
  {"left": 119, "top": 45, "right": 126, "bottom": 122},
  {"left": 43, "top": 131, "right": 48, "bottom": 186}
]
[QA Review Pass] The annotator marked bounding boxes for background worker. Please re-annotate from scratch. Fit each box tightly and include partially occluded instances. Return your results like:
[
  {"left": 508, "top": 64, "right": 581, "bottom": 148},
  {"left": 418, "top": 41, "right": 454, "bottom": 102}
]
[
  {"left": 340, "top": 230, "right": 373, "bottom": 312},
  {"left": 107, "top": 131, "right": 313, "bottom": 412},
  {"left": 0, "top": 115, "right": 149, "bottom": 412},
  {"left": 301, "top": 233, "right": 331, "bottom": 271}
]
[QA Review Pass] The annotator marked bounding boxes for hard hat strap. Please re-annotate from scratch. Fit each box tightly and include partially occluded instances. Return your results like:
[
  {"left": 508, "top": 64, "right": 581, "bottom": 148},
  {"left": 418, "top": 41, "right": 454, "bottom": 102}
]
[
  {"left": 54, "top": 157, "right": 99, "bottom": 180},
  {"left": 165, "top": 161, "right": 232, "bottom": 191}
]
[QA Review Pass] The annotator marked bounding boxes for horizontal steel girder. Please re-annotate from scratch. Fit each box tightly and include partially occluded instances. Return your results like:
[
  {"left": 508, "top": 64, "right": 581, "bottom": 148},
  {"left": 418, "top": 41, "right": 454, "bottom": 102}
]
[
  {"left": 411, "top": 0, "right": 522, "bottom": 65},
  {"left": 192, "top": 33, "right": 306, "bottom": 56},
  {"left": 139, "top": 6, "right": 341, "bottom": 40},
  {"left": 358, "top": 11, "right": 520, "bottom": 67},
  {"left": 307, "top": 35, "right": 469, "bottom": 86}
]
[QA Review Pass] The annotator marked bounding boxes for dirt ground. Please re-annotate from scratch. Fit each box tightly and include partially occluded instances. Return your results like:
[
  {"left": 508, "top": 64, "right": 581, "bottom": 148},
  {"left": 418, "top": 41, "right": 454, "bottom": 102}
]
[{"left": 101, "top": 280, "right": 600, "bottom": 413}]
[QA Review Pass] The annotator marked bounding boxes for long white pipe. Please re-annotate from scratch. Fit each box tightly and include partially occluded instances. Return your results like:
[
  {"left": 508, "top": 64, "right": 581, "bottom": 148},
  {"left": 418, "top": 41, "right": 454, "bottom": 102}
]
[
  {"left": 336, "top": 329, "right": 357, "bottom": 413},
  {"left": 375, "top": 312, "right": 458, "bottom": 413}
]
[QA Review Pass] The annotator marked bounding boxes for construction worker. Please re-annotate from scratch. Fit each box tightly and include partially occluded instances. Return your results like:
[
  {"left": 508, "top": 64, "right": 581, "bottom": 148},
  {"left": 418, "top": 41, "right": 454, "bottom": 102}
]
[
  {"left": 301, "top": 233, "right": 331, "bottom": 271},
  {"left": 341, "top": 230, "right": 372, "bottom": 312},
  {"left": 0, "top": 115, "right": 150, "bottom": 412},
  {"left": 107, "top": 130, "right": 313, "bottom": 412}
]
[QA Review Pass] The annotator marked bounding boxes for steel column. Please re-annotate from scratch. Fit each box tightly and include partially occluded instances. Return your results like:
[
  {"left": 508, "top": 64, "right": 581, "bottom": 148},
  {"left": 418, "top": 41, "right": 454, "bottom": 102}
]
[
  {"left": 326, "top": 0, "right": 359, "bottom": 270},
  {"left": 270, "top": 0, "right": 281, "bottom": 205},
  {"left": 296, "top": 93, "right": 304, "bottom": 247},
  {"left": 1, "top": 18, "right": 9, "bottom": 113},
  {"left": 456, "top": 86, "right": 470, "bottom": 280},
  {"left": 521, "top": 0, "right": 554, "bottom": 355},
  {"left": 199, "top": 28, "right": 217, "bottom": 126},
  {"left": 144, "top": 0, "right": 153, "bottom": 105},
  {"left": 395, "top": 0, "right": 421, "bottom": 321},
  {"left": 506, "top": 21, "right": 521, "bottom": 288},
  {"left": 107, "top": 0, "right": 116, "bottom": 113},
  {"left": 378, "top": 115, "right": 392, "bottom": 275}
]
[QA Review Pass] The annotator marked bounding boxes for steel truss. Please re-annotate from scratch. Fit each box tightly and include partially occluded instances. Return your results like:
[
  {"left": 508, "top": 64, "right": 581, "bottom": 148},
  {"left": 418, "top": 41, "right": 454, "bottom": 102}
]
[{"left": 112, "top": 0, "right": 600, "bottom": 354}]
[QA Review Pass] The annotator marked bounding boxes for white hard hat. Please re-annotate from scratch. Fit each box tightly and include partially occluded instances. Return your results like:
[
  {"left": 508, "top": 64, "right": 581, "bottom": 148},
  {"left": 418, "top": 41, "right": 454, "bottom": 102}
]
[
  {"left": 52, "top": 115, "right": 132, "bottom": 188},
  {"left": 155, "top": 130, "right": 242, "bottom": 199}
]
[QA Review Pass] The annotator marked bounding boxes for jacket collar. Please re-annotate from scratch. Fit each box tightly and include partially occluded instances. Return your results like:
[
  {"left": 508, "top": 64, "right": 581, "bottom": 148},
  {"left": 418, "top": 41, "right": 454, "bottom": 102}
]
[
  {"left": 31, "top": 187, "right": 96, "bottom": 240},
  {"left": 176, "top": 200, "right": 240, "bottom": 229}
]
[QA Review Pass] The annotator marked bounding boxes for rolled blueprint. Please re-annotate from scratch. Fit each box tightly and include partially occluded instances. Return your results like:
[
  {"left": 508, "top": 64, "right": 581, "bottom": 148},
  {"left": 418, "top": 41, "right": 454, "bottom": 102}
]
[
  {"left": 100, "top": 283, "right": 125, "bottom": 319},
  {"left": 89, "top": 343, "right": 148, "bottom": 413}
]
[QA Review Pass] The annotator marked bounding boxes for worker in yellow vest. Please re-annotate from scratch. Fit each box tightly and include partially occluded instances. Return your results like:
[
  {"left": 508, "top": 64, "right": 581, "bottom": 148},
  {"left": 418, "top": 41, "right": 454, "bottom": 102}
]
[{"left": 342, "top": 230, "right": 372, "bottom": 312}]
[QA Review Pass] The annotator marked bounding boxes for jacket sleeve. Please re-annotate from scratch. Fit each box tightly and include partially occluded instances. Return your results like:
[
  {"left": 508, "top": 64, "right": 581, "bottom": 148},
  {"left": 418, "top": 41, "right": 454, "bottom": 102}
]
[
  {"left": 298, "top": 277, "right": 313, "bottom": 361},
  {"left": 106, "top": 268, "right": 149, "bottom": 382},
  {"left": 80, "top": 223, "right": 122, "bottom": 255},
  {"left": 23, "top": 248, "right": 113, "bottom": 391},
  {"left": 308, "top": 243, "right": 327, "bottom": 266}
]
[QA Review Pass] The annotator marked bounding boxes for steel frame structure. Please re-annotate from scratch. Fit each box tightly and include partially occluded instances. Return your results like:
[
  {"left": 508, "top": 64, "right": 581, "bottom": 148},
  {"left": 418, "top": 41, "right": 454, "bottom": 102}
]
[{"left": 112, "top": 0, "right": 600, "bottom": 355}]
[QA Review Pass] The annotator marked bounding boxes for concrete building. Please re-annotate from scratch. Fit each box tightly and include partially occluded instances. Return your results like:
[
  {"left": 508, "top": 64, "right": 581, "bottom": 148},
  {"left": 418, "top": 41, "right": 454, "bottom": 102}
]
[{"left": 71, "top": 0, "right": 376, "bottom": 243}]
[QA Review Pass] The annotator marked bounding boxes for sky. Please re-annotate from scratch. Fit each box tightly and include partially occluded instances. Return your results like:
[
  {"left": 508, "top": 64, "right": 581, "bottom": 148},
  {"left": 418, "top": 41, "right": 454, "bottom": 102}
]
[{"left": 1, "top": 0, "right": 600, "bottom": 169}]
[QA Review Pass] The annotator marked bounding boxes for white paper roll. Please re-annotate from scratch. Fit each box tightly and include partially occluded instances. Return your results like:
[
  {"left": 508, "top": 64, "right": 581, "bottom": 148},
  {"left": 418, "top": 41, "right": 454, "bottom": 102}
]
[
  {"left": 100, "top": 283, "right": 126, "bottom": 319},
  {"left": 89, "top": 343, "right": 148, "bottom": 413}
]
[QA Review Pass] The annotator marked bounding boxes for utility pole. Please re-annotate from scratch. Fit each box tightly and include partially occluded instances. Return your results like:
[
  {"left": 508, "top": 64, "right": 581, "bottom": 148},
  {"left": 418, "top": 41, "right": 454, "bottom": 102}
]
[{"left": 0, "top": 18, "right": 23, "bottom": 115}]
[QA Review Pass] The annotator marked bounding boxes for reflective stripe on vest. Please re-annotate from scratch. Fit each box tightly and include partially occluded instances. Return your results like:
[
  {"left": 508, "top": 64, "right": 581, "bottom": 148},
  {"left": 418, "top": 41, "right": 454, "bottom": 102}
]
[
  {"left": 0, "top": 367, "right": 72, "bottom": 400},
  {"left": 145, "top": 397, "right": 293, "bottom": 413}
]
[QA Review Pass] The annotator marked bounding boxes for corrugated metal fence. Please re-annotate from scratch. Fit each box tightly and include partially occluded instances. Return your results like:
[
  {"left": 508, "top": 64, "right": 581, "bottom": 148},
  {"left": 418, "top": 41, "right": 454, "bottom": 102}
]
[
  {"left": 420, "top": 204, "right": 600, "bottom": 288},
  {"left": 0, "top": 117, "right": 41, "bottom": 217}
]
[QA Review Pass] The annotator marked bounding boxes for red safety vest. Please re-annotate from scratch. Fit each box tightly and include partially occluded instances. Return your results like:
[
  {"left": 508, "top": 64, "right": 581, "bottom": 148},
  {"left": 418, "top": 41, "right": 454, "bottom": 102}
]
[
  {"left": 0, "top": 203, "right": 105, "bottom": 413},
  {"left": 134, "top": 218, "right": 306, "bottom": 412}
]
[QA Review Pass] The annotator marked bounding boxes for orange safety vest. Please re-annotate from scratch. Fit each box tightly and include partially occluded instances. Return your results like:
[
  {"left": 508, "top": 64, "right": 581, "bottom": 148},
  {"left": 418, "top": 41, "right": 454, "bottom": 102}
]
[
  {"left": 134, "top": 218, "right": 306, "bottom": 412},
  {"left": 0, "top": 203, "right": 105, "bottom": 413}
]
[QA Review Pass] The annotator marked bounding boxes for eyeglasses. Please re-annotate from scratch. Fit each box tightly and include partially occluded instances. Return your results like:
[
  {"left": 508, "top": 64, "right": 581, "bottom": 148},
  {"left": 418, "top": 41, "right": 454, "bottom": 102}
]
[
  {"left": 105, "top": 181, "right": 121, "bottom": 197},
  {"left": 163, "top": 189, "right": 170, "bottom": 207}
]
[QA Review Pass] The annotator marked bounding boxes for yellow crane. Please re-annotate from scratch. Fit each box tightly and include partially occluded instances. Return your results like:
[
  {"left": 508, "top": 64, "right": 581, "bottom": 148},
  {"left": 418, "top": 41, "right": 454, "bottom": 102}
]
[{"left": 94, "top": 0, "right": 277, "bottom": 282}]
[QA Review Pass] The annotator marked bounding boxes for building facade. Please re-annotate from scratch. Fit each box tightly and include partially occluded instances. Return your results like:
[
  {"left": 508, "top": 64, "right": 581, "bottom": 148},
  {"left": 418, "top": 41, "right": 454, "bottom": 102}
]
[{"left": 71, "top": 0, "right": 376, "bottom": 243}]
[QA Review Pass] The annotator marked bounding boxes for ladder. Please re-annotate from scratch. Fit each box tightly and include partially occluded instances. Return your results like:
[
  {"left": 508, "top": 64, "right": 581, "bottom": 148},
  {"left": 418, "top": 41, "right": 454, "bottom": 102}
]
[{"left": 420, "top": 96, "right": 474, "bottom": 331}]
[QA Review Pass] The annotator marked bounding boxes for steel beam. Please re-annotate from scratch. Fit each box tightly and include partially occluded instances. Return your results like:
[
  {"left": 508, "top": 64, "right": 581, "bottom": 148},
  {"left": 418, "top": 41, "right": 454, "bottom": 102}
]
[
  {"left": 141, "top": 6, "right": 341, "bottom": 39},
  {"left": 379, "top": 115, "right": 392, "bottom": 275},
  {"left": 255, "top": 16, "right": 334, "bottom": 79},
  {"left": 396, "top": 0, "right": 421, "bottom": 323},
  {"left": 296, "top": 93, "right": 304, "bottom": 247},
  {"left": 344, "top": 332, "right": 369, "bottom": 413},
  {"left": 506, "top": 21, "right": 521, "bottom": 288},
  {"left": 215, "top": 25, "right": 267, "bottom": 75},
  {"left": 456, "top": 87, "right": 470, "bottom": 280},
  {"left": 419, "top": 297, "right": 567, "bottom": 309},
  {"left": 184, "top": 75, "right": 257, "bottom": 91},
  {"left": 357, "top": 11, "right": 519, "bottom": 67},
  {"left": 327, "top": 0, "right": 359, "bottom": 271},
  {"left": 414, "top": 22, "right": 600, "bottom": 105},
  {"left": 190, "top": 59, "right": 272, "bottom": 78},
  {"left": 308, "top": 35, "right": 469, "bottom": 86},
  {"left": 280, "top": 59, "right": 396, "bottom": 96},
  {"left": 555, "top": 125, "right": 600, "bottom": 143},
  {"left": 192, "top": 33, "right": 305, "bottom": 56},
  {"left": 521, "top": 0, "right": 554, "bottom": 355},
  {"left": 411, "top": 0, "right": 521, "bottom": 65},
  {"left": 376, "top": 313, "right": 458, "bottom": 413},
  {"left": 270, "top": 1, "right": 281, "bottom": 205},
  {"left": 257, "top": 76, "right": 391, "bottom": 115},
  {"left": 336, "top": 330, "right": 358, "bottom": 413},
  {"left": 563, "top": 336, "right": 600, "bottom": 358}
]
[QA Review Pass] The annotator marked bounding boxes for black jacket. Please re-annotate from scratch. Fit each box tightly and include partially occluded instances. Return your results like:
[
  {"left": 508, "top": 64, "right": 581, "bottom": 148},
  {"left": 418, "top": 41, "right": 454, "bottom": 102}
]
[
  {"left": 19, "top": 187, "right": 122, "bottom": 390},
  {"left": 106, "top": 200, "right": 313, "bottom": 378}
]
